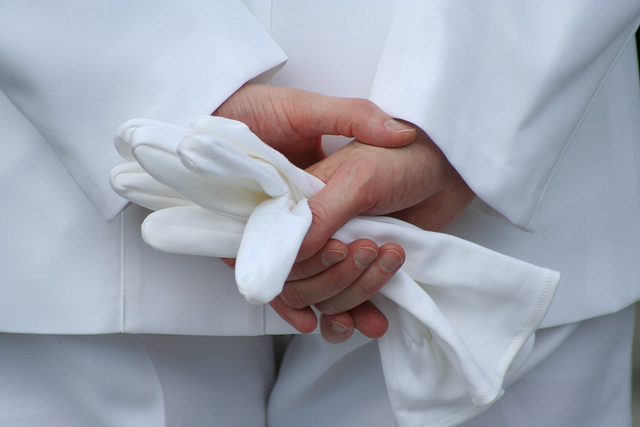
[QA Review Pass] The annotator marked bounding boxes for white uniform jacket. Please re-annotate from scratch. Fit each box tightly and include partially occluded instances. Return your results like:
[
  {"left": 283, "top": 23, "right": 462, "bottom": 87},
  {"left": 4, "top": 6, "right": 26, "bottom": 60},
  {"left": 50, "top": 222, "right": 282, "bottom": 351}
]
[{"left": 0, "top": 0, "right": 639, "bottom": 334}]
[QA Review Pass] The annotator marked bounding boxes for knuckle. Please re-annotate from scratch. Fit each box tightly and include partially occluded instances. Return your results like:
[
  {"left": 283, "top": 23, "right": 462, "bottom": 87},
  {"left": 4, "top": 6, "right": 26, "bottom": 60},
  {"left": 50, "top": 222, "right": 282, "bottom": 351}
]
[
  {"left": 325, "top": 273, "right": 351, "bottom": 295},
  {"left": 301, "top": 201, "right": 333, "bottom": 259},
  {"left": 279, "top": 285, "right": 310, "bottom": 309},
  {"left": 359, "top": 276, "right": 383, "bottom": 299},
  {"left": 350, "top": 156, "right": 377, "bottom": 185},
  {"left": 307, "top": 198, "right": 331, "bottom": 231},
  {"left": 298, "top": 263, "right": 317, "bottom": 278},
  {"left": 352, "top": 98, "right": 377, "bottom": 113},
  {"left": 315, "top": 300, "right": 340, "bottom": 316},
  {"left": 288, "top": 262, "right": 315, "bottom": 281}
]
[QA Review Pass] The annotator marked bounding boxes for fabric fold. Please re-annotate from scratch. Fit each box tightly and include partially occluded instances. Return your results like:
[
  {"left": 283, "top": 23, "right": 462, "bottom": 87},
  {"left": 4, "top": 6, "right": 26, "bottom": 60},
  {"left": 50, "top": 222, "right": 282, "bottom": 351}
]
[{"left": 110, "top": 115, "right": 559, "bottom": 426}]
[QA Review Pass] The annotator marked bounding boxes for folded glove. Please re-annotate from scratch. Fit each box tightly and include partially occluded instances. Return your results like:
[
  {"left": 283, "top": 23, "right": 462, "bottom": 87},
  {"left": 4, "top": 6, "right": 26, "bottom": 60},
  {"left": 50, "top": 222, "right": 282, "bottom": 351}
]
[{"left": 111, "top": 116, "right": 559, "bottom": 427}]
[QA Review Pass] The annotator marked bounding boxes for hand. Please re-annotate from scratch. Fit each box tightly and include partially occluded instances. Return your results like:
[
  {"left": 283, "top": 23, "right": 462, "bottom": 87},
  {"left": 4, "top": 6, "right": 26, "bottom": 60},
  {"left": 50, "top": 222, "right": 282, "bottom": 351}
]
[
  {"left": 214, "top": 84, "right": 415, "bottom": 342},
  {"left": 213, "top": 83, "right": 416, "bottom": 167},
  {"left": 222, "top": 238, "right": 403, "bottom": 344},
  {"left": 300, "top": 127, "right": 476, "bottom": 260},
  {"left": 272, "top": 238, "right": 405, "bottom": 343},
  {"left": 275, "top": 128, "right": 473, "bottom": 342}
]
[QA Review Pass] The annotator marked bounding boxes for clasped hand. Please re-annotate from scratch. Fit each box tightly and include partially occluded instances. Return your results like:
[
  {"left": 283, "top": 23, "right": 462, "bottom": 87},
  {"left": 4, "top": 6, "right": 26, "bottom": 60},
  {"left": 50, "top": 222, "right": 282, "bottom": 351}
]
[{"left": 215, "top": 84, "right": 474, "bottom": 343}]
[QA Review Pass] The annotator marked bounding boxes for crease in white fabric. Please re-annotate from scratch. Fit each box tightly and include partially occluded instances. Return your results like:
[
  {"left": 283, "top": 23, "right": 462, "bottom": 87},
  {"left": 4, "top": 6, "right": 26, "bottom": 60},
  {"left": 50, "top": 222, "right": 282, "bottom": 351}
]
[{"left": 119, "top": 205, "right": 126, "bottom": 333}]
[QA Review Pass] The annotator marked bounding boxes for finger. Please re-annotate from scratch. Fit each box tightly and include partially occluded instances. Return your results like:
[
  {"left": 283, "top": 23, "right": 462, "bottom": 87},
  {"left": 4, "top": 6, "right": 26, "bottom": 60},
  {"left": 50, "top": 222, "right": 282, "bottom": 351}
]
[
  {"left": 298, "top": 162, "right": 374, "bottom": 260},
  {"left": 320, "top": 301, "right": 388, "bottom": 344},
  {"left": 287, "top": 239, "right": 348, "bottom": 281},
  {"left": 391, "top": 174, "right": 476, "bottom": 232},
  {"left": 303, "top": 95, "right": 417, "bottom": 148},
  {"left": 220, "top": 258, "right": 235, "bottom": 269},
  {"left": 280, "top": 239, "right": 379, "bottom": 309},
  {"left": 319, "top": 312, "right": 355, "bottom": 344},
  {"left": 215, "top": 84, "right": 416, "bottom": 149},
  {"left": 349, "top": 301, "right": 389, "bottom": 339},
  {"left": 225, "top": 259, "right": 329, "bottom": 335},
  {"left": 315, "top": 243, "right": 405, "bottom": 315},
  {"left": 269, "top": 296, "right": 318, "bottom": 334}
]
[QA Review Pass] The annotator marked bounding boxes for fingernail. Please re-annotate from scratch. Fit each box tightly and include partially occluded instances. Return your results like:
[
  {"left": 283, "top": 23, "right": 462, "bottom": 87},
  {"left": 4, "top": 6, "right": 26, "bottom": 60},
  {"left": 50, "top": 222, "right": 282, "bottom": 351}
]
[
  {"left": 321, "top": 249, "right": 347, "bottom": 266},
  {"left": 379, "top": 249, "right": 404, "bottom": 273},
  {"left": 354, "top": 247, "right": 378, "bottom": 269},
  {"left": 331, "top": 321, "right": 350, "bottom": 333},
  {"left": 385, "top": 119, "right": 415, "bottom": 133}
]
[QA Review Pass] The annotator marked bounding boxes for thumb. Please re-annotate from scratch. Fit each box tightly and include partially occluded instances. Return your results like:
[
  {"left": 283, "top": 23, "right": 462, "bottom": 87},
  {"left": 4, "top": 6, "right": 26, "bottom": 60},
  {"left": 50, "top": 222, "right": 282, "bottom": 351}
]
[
  {"left": 297, "top": 161, "right": 370, "bottom": 261},
  {"left": 309, "top": 96, "right": 417, "bottom": 148},
  {"left": 268, "top": 84, "right": 415, "bottom": 147}
]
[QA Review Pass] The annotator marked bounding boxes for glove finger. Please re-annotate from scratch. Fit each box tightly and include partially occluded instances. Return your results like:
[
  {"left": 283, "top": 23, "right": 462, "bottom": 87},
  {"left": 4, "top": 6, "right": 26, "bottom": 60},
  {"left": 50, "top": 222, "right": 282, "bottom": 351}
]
[
  {"left": 110, "top": 161, "right": 192, "bottom": 211},
  {"left": 141, "top": 206, "right": 245, "bottom": 258},
  {"left": 235, "top": 197, "right": 312, "bottom": 304},
  {"left": 130, "top": 124, "right": 263, "bottom": 220},
  {"left": 192, "top": 115, "right": 324, "bottom": 197},
  {"left": 115, "top": 118, "right": 187, "bottom": 161},
  {"left": 178, "top": 133, "right": 288, "bottom": 198},
  {"left": 192, "top": 115, "right": 267, "bottom": 158}
]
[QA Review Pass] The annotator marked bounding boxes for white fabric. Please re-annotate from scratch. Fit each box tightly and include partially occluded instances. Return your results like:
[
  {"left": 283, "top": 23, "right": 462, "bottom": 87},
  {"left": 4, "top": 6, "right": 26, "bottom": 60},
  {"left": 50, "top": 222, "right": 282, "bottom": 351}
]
[
  {"left": 0, "top": 2, "right": 294, "bottom": 336},
  {"left": 444, "top": 42, "right": 640, "bottom": 327},
  {"left": 370, "top": 0, "right": 640, "bottom": 230},
  {"left": 0, "top": 93, "right": 279, "bottom": 336},
  {"left": 0, "top": 334, "right": 276, "bottom": 427},
  {"left": 460, "top": 306, "right": 636, "bottom": 427},
  {"left": 111, "top": 115, "right": 559, "bottom": 426},
  {"left": 267, "top": 306, "right": 635, "bottom": 427},
  {"left": 0, "top": 1, "right": 286, "bottom": 219},
  {"left": 0, "top": 311, "right": 630, "bottom": 427}
]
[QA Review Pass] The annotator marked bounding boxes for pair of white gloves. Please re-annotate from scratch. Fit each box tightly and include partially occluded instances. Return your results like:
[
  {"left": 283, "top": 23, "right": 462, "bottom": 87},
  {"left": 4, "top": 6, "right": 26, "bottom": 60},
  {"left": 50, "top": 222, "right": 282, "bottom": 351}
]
[{"left": 110, "top": 115, "right": 559, "bottom": 427}]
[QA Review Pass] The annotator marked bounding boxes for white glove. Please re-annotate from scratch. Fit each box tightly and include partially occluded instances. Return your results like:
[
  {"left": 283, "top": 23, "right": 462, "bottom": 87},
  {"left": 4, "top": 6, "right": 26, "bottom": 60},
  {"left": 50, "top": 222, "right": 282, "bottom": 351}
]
[
  {"left": 112, "top": 117, "right": 313, "bottom": 302},
  {"left": 111, "top": 116, "right": 559, "bottom": 427}
]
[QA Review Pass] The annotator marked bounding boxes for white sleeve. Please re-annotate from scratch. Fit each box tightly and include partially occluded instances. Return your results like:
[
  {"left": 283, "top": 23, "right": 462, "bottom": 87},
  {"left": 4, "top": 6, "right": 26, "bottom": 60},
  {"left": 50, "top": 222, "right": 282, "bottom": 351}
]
[
  {"left": 370, "top": 0, "right": 640, "bottom": 229},
  {"left": 0, "top": 1, "right": 286, "bottom": 220}
]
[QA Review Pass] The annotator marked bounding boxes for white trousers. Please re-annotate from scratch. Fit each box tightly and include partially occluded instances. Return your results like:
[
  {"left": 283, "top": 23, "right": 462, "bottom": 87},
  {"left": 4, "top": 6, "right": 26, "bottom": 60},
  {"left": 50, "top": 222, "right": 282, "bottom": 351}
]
[
  {"left": 0, "top": 335, "right": 276, "bottom": 426},
  {"left": 0, "top": 306, "right": 634, "bottom": 426}
]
